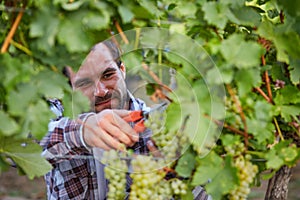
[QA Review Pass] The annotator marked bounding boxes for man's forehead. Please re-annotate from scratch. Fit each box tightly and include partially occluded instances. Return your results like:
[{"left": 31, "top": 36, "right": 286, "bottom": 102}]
[
  {"left": 77, "top": 60, "right": 116, "bottom": 76},
  {"left": 75, "top": 43, "right": 118, "bottom": 77}
]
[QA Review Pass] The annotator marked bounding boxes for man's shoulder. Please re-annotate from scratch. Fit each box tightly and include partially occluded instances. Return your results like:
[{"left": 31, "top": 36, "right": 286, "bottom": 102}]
[
  {"left": 48, "top": 98, "right": 64, "bottom": 119},
  {"left": 130, "top": 95, "right": 150, "bottom": 112}
]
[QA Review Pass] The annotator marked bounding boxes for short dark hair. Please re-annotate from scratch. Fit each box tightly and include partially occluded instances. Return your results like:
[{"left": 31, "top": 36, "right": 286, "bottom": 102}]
[{"left": 92, "top": 40, "right": 122, "bottom": 67}]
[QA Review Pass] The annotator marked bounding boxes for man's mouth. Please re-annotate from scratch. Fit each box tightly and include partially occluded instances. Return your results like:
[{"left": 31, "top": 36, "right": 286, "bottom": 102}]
[
  {"left": 94, "top": 93, "right": 113, "bottom": 106},
  {"left": 95, "top": 99, "right": 110, "bottom": 106}
]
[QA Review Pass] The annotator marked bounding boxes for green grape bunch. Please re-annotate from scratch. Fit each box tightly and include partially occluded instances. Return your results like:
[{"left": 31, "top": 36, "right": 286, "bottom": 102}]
[
  {"left": 129, "top": 155, "right": 166, "bottom": 200},
  {"left": 144, "top": 108, "right": 189, "bottom": 163},
  {"left": 102, "top": 150, "right": 128, "bottom": 200},
  {"left": 228, "top": 155, "right": 258, "bottom": 200}
]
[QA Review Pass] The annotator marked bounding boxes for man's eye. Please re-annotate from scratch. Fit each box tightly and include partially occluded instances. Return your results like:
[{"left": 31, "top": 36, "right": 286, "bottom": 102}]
[
  {"left": 76, "top": 81, "right": 93, "bottom": 88},
  {"left": 103, "top": 73, "right": 114, "bottom": 79}
]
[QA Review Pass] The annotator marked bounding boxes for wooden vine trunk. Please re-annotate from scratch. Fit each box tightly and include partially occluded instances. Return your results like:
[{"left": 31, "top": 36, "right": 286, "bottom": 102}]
[{"left": 265, "top": 165, "right": 292, "bottom": 200}]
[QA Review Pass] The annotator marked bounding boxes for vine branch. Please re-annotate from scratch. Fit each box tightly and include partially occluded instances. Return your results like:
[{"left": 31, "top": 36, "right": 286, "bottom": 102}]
[
  {"left": 261, "top": 55, "right": 274, "bottom": 104},
  {"left": 1, "top": 4, "right": 25, "bottom": 53},
  {"left": 205, "top": 114, "right": 247, "bottom": 137},
  {"left": 254, "top": 87, "right": 272, "bottom": 103},
  {"left": 114, "top": 20, "right": 129, "bottom": 44}
]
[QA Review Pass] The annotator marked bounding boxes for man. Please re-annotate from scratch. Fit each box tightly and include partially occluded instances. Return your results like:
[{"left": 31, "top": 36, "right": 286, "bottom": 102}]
[{"left": 40, "top": 40, "right": 209, "bottom": 200}]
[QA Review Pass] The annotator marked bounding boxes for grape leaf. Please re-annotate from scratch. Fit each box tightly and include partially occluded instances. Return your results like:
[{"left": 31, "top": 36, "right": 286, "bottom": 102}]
[
  {"left": 205, "top": 156, "right": 238, "bottom": 200},
  {"left": 0, "top": 137, "right": 52, "bottom": 179},
  {"left": 289, "top": 58, "right": 300, "bottom": 85},
  {"left": 192, "top": 151, "right": 223, "bottom": 186},
  {"left": 174, "top": 2, "right": 197, "bottom": 18},
  {"left": 29, "top": 5, "right": 59, "bottom": 52},
  {"left": 61, "top": 0, "right": 86, "bottom": 11},
  {"left": 230, "top": 6, "right": 261, "bottom": 26},
  {"left": 137, "top": 0, "right": 162, "bottom": 17},
  {"left": 220, "top": 34, "right": 264, "bottom": 68},
  {"left": 202, "top": 2, "right": 229, "bottom": 29},
  {"left": 280, "top": 145, "right": 298, "bottom": 163},
  {"left": 175, "top": 149, "right": 196, "bottom": 178},
  {"left": 275, "top": 85, "right": 300, "bottom": 105},
  {"left": 265, "top": 141, "right": 300, "bottom": 169},
  {"left": 33, "top": 70, "right": 69, "bottom": 99},
  {"left": 235, "top": 68, "right": 261, "bottom": 96},
  {"left": 25, "top": 100, "right": 54, "bottom": 140},
  {"left": 277, "top": 0, "right": 300, "bottom": 17},
  {"left": 246, "top": 101, "right": 274, "bottom": 143},
  {"left": 82, "top": 11, "right": 110, "bottom": 30},
  {"left": 118, "top": 5, "right": 134, "bottom": 24},
  {"left": 62, "top": 90, "right": 90, "bottom": 119},
  {"left": 256, "top": 21, "right": 300, "bottom": 63},
  {"left": 278, "top": 105, "right": 300, "bottom": 122},
  {"left": 0, "top": 111, "right": 19, "bottom": 136},
  {"left": 221, "top": 134, "right": 240, "bottom": 146},
  {"left": 7, "top": 83, "right": 38, "bottom": 116},
  {"left": 58, "top": 11, "right": 93, "bottom": 52},
  {"left": 1, "top": 54, "right": 33, "bottom": 91}
]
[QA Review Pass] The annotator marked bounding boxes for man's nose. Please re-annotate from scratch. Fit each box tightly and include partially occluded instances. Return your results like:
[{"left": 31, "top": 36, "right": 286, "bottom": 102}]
[{"left": 94, "top": 81, "right": 108, "bottom": 97}]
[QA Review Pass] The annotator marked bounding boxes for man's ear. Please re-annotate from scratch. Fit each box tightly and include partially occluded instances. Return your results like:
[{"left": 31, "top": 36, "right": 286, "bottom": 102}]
[
  {"left": 62, "top": 66, "right": 76, "bottom": 87},
  {"left": 120, "top": 62, "right": 126, "bottom": 79}
]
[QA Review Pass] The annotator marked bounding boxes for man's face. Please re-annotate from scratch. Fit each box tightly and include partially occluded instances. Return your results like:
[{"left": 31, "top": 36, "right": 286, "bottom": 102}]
[{"left": 72, "top": 43, "right": 128, "bottom": 113}]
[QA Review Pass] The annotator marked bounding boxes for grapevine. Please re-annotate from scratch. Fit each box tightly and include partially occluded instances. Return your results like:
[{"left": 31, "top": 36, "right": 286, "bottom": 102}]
[{"left": 0, "top": 0, "right": 299, "bottom": 200}]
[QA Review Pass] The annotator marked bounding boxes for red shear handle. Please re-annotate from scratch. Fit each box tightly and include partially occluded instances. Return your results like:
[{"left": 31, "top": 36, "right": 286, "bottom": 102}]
[
  {"left": 122, "top": 110, "right": 143, "bottom": 122},
  {"left": 133, "top": 120, "right": 146, "bottom": 133},
  {"left": 122, "top": 110, "right": 146, "bottom": 133}
]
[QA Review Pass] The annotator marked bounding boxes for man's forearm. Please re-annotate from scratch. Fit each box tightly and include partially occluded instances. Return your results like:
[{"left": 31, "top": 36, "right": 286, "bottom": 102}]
[{"left": 40, "top": 113, "right": 93, "bottom": 164}]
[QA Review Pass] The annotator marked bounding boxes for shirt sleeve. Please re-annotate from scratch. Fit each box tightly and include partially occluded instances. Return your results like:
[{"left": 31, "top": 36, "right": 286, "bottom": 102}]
[{"left": 39, "top": 113, "right": 93, "bottom": 165}]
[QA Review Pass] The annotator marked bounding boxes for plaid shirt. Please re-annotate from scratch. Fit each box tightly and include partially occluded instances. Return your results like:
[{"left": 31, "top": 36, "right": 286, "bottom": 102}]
[{"left": 40, "top": 94, "right": 151, "bottom": 200}]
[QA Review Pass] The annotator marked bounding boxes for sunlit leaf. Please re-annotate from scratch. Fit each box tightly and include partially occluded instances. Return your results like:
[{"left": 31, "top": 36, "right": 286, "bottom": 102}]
[
  {"left": 29, "top": 5, "right": 59, "bottom": 51},
  {"left": 0, "top": 137, "right": 52, "bottom": 179},
  {"left": 118, "top": 5, "right": 134, "bottom": 24},
  {"left": 235, "top": 68, "right": 261, "bottom": 96},
  {"left": 58, "top": 11, "right": 93, "bottom": 52},
  {"left": 0, "top": 111, "right": 19, "bottom": 136},
  {"left": 202, "top": 1, "right": 230, "bottom": 29},
  {"left": 175, "top": 149, "right": 196, "bottom": 178},
  {"left": 220, "top": 34, "right": 264, "bottom": 68}
]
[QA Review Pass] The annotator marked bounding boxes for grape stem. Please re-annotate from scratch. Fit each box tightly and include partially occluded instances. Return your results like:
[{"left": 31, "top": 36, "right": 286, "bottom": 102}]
[
  {"left": 273, "top": 117, "right": 284, "bottom": 141},
  {"left": 10, "top": 39, "right": 32, "bottom": 56},
  {"left": 226, "top": 84, "right": 249, "bottom": 149}
]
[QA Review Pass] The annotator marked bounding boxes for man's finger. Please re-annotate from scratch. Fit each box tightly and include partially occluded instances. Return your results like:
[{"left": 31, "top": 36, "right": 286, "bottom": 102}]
[
  {"left": 100, "top": 120, "right": 136, "bottom": 146},
  {"left": 111, "top": 109, "right": 132, "bottom": 118},
  {"left": 108, "top": 112, "right": 139, "bottom": 142},
  {"left": 97, "top": 129, "right": 126, "bottom": 151}
]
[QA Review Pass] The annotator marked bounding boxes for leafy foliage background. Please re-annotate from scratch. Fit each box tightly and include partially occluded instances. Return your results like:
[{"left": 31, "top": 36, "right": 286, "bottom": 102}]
[{"left": 0, "top": 0, "right": 300, "bottom": 199}]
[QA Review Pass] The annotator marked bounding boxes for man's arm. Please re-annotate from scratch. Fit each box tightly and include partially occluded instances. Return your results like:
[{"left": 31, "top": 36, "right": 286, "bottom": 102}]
[
  {"left": 40, "top": 113, "right": 92, "bottom": 165},
  {"left": 40, "top": 110, "right": 140, "bottom": 165},
  {"left": 82, "top": 109, "right": 139, "bottom": 151}
]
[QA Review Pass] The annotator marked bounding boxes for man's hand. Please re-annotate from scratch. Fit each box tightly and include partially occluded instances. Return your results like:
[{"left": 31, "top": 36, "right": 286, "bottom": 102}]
[{"left": 83, "top": 110, "right": 139, "bottom": 151}]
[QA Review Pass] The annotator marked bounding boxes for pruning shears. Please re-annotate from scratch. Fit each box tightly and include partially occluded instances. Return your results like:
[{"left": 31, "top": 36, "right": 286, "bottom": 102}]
[{"left": 122, "top": 102, "right": 168, "bottom": 133}]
